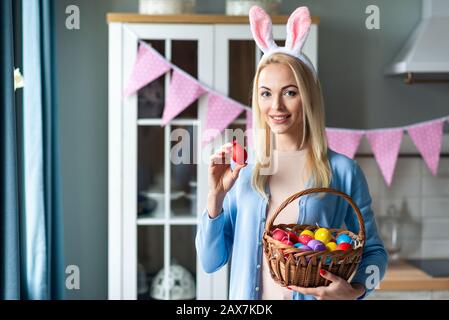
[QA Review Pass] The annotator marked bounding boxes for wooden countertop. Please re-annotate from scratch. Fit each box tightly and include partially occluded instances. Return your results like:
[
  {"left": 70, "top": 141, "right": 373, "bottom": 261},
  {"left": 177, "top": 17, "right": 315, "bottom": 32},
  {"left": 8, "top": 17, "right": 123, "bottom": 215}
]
[{"left": 378, "top": 260, "right": 449, "bottom": 291}]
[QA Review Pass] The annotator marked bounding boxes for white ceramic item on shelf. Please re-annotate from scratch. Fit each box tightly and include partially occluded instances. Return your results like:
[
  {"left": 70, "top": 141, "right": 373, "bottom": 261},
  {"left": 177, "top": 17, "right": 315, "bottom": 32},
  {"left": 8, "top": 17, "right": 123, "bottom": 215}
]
[
  {"left": 226, "top": 0, "right": 281, "bottom": 16},
  {"left": 150, "top": 264, "right": 196, "bottom": 300},
  {"left": 139, "top": 0, "right": 196, "bottom": 14}
]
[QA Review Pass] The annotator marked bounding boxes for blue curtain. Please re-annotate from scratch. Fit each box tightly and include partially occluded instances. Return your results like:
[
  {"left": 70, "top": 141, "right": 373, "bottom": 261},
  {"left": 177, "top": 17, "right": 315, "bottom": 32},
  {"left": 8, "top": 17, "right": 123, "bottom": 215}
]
[
  {"left": 0, "top": 0, "right": 21, "bottom": 300},
  {"left": 0, "top": 0, "right": 64, "bottom": 299}
]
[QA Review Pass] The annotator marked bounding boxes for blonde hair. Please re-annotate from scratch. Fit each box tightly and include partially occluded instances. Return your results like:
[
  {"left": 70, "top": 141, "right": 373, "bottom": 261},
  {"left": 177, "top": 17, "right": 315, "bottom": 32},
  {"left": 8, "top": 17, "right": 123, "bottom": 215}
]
[{"left": 250, "top": 53, "right": 331, "bottom": 200}]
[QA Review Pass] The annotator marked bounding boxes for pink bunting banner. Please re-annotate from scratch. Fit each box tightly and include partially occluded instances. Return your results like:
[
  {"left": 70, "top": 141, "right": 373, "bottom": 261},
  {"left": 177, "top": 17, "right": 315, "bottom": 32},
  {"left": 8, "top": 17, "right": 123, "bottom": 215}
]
[
  {"left": 326, "top": 128, "right": 364, "bottom": 159},
  {"left": 202, "top": 92, "right": 244, "bottom": 147},
  {"left": 246, "top": 110, "right": 253, "bottom": 148},
  {"left": 122, "top": 39, "right": 449, "bottom": 188},
  {"left": 124, "top": 43, "right": 172, "bottom": 97},
  {"left": 162, "top": 69, "right": 207, "bottom": 125},
  {"left": 366, "top": 128, "right": 403, "bottom": 186},
  {"left": 408, "top": 119, "right": 444, "bottom": 176}
]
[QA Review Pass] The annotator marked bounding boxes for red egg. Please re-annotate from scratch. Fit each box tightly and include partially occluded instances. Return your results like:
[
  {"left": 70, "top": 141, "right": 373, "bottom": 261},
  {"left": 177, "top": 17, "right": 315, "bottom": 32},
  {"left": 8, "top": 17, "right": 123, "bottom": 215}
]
[
  {"left": 336, "top": 242, "right": 352, "bottom": 251},
  {"left": 271, "top": 229, "right": 287, "bottom": 241},
  {"left": 281, "top": 237, "right": 294, "bottom": 246},
  {"left": 298, "top": 234, "right": 313, "bottom": 245},
  {"left": 286, "top": 231, "right": 299, "bottom": 244},
  {"left": 232, "top": 140, "right": 248, "bottom": 165}
]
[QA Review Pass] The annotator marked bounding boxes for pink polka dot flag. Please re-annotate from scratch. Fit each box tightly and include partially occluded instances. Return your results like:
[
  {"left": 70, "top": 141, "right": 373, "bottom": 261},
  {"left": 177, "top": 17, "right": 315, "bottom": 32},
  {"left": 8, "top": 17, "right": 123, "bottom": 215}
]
[
  {"left": 162, "top": 69, "right": 207, "bottom": 126},
  {"left": 124, "top": 43, "right": 171, "bottom": 97},
  {"left": 366, "top": 128, "right": 403, "bottom": 186},
  {"left": 325, "top": 128, "right": 364, "bottom": 159},
  {"left": 408, "top": 119, "right": 444, "bottom": 176},
  {"left": 202, "top": 92, "right": 244, "bottom": 146}
]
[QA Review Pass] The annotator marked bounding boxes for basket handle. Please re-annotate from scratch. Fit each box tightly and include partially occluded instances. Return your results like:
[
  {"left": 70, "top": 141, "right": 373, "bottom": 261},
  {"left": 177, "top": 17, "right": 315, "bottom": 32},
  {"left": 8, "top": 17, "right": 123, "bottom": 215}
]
[{"left": 265, "top": 187, "right": 366, "bottom": 241}]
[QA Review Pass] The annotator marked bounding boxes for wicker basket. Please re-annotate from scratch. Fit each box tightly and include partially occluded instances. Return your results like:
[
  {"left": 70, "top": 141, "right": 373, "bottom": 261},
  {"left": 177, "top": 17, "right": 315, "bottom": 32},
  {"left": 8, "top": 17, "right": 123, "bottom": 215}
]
[{"left": 262, "top": 187, "right": 366, "bottom": 288}]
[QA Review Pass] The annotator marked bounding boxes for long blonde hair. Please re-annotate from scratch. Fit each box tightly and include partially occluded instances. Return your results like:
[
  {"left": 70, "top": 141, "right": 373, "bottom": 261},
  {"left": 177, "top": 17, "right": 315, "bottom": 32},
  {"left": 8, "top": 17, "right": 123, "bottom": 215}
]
[{"left": 251, "top": 53, "right": 331, "bottom": 200}]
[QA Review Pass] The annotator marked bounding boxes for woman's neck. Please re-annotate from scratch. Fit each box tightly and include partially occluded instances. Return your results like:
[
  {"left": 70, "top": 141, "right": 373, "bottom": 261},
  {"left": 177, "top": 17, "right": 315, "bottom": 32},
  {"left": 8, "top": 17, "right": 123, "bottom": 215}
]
[{"left": 274, "top": 132, "right": 306, "bottom": 152}]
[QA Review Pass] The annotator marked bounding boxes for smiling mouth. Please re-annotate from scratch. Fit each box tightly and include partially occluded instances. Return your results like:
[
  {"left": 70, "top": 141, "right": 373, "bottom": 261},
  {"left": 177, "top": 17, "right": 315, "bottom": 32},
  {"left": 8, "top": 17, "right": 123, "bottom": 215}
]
[{"left": 270, "top": 115, "right": 291, "bottom": 121}]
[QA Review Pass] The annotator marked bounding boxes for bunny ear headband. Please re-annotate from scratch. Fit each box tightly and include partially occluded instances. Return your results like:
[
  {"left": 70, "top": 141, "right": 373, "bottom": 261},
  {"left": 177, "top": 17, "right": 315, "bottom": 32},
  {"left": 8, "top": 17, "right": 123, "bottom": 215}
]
[{"left": 249, "top": 5, "right": 318, "bottom": 82}]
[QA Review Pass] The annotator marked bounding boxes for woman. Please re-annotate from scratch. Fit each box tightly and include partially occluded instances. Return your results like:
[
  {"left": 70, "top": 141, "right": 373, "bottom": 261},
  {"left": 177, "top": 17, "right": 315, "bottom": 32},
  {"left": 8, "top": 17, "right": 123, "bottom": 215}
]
[{"left": 195, "top": 6, "right": 388, "bottom": 300}]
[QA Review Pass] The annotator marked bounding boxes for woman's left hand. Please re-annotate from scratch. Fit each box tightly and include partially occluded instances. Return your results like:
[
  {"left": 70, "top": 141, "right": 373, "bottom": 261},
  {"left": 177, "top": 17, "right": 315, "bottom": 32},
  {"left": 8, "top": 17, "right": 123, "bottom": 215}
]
[{"left": 288, "top": 269, "right": 366, "bottom": 300}]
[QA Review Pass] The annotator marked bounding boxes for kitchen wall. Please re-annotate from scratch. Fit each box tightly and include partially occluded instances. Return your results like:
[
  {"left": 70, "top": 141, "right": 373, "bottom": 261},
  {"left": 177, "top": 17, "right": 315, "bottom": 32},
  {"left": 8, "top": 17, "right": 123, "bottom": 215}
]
[
  {"left": 55, "top": 0, "right": 449, "bottom": 299},
  {"left": 55, "top": 0, "right": 138, "bottom": 300},
  {"left": 357, "top": 155, "right": 449, "bottom": 259}
]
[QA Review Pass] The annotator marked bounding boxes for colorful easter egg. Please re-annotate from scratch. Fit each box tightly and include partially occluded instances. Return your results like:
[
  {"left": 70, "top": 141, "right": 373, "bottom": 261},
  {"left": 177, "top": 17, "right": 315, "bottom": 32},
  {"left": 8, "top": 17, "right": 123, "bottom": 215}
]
[
  {"left": 286, "top": 231, "right": 299, "bottom": 244},
  {"left": 336, "top": 234, "right": 352, "bottom": 245},
  {"left": 326, "top": 242, "right": 337, "bottom": 252},
  {"left": 298, "top": 234, "right": 313, "bottom": 245},
  {"left": 281, "top": 237, "right": 294, "bottom": 246},
  {"left": 294, "top": 243, "right": 312, "bottom": 251},
  {"left": 300, "top": 230, "right": 315, "bottom": 238},
  {"left": 232, "top": 140, "right": 248, "bottom": 165},
  {"left": 314, "top": 228, "right": 332, "bottom": 244},
  {"left": 336, "top": 242, "right": 352, "bottom": 251},
  {"left": 308, "top": 239, "right": 326, "bottom": 251},
  {"left": 271, "top": 229, "right": 287, "bottom": 241}
]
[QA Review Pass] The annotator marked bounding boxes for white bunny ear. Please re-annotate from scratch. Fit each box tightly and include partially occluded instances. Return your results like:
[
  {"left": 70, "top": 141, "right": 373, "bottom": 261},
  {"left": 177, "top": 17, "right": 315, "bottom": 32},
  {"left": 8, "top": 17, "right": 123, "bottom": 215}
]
[
  {"left": 249, "top": 5, "right": 277, "bottom": 53},
  {"left": 285, "top": 6, "right": 311, "bottom": 55}
]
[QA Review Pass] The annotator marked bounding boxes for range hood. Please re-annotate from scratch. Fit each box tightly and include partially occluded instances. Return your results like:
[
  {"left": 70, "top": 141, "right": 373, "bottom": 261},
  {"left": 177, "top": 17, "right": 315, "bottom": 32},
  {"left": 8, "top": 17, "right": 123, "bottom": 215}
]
[{"left": 385, "top": 0, "right": 449, "bottom": 84}]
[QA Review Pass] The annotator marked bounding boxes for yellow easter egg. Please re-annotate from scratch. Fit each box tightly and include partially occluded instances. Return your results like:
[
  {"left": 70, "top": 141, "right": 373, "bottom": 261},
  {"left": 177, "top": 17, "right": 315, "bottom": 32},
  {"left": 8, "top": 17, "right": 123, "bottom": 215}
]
[
  {"left": 300, "top": 230, "right": 315, "bottom": 238},
  {"left": 314, "top": 228, "right": 332, "bottom": 244},
  {"left": 326, "top": 242, "right": 337, "bottom": 251}
]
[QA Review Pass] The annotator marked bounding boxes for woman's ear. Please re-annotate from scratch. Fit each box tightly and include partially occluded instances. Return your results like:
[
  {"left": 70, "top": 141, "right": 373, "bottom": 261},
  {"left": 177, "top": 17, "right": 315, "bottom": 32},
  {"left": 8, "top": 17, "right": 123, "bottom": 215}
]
[
  {"left": 285, "top": 6, "right": 311, "bottom": 55},
  {"left": 249, "top": 5, "right": 277, "bottom": 53}
]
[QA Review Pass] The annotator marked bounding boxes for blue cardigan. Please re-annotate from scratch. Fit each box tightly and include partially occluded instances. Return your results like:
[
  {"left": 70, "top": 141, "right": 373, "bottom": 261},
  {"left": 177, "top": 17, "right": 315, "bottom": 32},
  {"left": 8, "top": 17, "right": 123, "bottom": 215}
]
[{"left": 196, "top": 149, "right": 388, "bottom": 300}]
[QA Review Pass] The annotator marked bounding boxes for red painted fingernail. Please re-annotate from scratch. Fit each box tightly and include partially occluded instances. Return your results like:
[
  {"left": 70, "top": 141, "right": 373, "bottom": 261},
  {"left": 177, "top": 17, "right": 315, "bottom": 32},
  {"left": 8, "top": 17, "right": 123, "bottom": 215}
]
[
  {"left": 287, "top": 286, "right": 292, "bottom": 290},
  {"left": 319, "top": 269, "right": 326, "bottom": 276}
]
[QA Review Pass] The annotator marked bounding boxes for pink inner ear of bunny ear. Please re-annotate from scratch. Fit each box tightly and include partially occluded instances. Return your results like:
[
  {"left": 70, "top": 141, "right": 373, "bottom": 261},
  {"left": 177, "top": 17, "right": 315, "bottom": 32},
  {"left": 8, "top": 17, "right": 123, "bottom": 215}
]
[
  {"left": 286, "top": 6, "right": 311, "bottom": 51},
  {"left": 249, "top": 6, "right": 273, "bottom": 50}
]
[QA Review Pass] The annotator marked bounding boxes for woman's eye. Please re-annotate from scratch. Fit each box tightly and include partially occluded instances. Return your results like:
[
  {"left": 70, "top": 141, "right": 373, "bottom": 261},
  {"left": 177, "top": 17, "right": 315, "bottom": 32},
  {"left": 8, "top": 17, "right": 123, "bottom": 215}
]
[
  {"left": 285, "top": 90, "right": 297, "bottom": 96},
  {"left": 261, "top": 91, "right": 271, "bottom": 97}
]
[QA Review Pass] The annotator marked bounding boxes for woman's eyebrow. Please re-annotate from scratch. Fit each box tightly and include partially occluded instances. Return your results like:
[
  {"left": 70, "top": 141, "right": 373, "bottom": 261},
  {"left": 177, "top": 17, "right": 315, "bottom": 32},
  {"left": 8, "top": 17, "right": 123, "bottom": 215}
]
[{"left": 259, "top": 85, "right": 298, "bottom": 90}]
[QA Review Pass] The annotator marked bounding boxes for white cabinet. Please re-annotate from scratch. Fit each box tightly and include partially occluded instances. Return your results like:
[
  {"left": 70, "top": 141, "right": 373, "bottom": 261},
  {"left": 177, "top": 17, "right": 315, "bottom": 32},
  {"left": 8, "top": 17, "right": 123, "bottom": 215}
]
[{"left": 107, "top": 13, "right": 318, "bottom": 300}]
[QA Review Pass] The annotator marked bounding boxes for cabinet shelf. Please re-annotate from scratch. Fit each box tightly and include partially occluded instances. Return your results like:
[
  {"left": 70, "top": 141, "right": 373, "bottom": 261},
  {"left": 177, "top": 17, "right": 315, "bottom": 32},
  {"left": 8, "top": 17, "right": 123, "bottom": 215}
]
[
  {"left": 137, "top": 118, "right": 199, "bottom": 126},
  {"left": 137, "top": 216, "right": 198, "bottom": 226}
]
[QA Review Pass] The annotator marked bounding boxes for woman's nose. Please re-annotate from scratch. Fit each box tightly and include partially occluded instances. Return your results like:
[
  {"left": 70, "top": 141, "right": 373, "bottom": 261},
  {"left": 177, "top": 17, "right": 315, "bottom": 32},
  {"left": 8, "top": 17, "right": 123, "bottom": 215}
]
[{"left": 271, "top": 95, "right": 283, "bottom": 110}]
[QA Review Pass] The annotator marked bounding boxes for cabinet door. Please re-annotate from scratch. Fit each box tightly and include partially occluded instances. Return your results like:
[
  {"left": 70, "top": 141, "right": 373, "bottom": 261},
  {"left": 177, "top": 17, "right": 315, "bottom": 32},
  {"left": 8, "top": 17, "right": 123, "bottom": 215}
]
[
  {"left": 212, "top": 23, "right": 318, "bottom": 299},
  {"left": 109, "top": 23, "right": 214, "bottom": 300}
]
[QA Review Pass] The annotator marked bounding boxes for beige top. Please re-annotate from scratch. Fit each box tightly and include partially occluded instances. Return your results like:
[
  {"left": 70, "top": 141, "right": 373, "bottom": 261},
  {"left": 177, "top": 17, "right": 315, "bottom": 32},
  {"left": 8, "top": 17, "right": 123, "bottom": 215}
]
[{"left": 261, "top": 148, "right": 308, "bottom": 300}]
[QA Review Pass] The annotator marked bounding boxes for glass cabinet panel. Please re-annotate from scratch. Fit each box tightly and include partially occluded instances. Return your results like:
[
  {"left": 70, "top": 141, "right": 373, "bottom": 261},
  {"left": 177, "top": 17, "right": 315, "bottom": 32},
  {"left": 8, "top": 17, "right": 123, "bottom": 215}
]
[
  {"left": 170, "top": 225, "right": 197, "bottom": 300},
  {"left": 229, "top": 40, "right": 255, "bottom": 119},
  {"left": 138, "top": 125, "right": 165, "bottom": 219},
  {"left": 170, "top": 125, "right": 197, "bottom": 218},
  {"left": 138, "top": 40, "right": 165, "bottom": 119},
  {"left": 138, "top": 226, "right": 164, "bottom": 300},
  {"left": 171, "top": 40, "right": 198, "bottom": 119}
]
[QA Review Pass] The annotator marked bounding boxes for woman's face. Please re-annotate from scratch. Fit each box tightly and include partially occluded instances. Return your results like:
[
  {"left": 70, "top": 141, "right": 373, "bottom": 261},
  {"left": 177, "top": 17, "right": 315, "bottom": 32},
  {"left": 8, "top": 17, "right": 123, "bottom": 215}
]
[{"left": 257, "top": 63, "right": 303, "bottom": 135}]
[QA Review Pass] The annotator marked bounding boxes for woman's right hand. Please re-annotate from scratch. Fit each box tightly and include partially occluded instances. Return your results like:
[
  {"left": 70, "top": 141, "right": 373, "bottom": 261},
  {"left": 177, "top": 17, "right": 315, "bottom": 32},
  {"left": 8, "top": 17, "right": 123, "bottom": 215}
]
[{"left": 207, "top": 143, "right": 247, "bottom": 216}]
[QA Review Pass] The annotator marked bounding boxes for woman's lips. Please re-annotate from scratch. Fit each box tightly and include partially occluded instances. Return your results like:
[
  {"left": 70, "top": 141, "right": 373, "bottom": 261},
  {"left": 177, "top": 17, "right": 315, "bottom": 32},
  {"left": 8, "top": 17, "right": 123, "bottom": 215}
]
[{"left": 270, "top": 114, "right": 291, "bottom": 124}]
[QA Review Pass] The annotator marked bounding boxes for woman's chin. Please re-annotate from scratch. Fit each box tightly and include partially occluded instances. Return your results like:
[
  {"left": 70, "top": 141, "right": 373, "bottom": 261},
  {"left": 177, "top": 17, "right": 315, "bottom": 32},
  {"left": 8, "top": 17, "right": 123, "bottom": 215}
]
[{"left": 270, "top": 125, "right": 290, "bottom": 134}]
